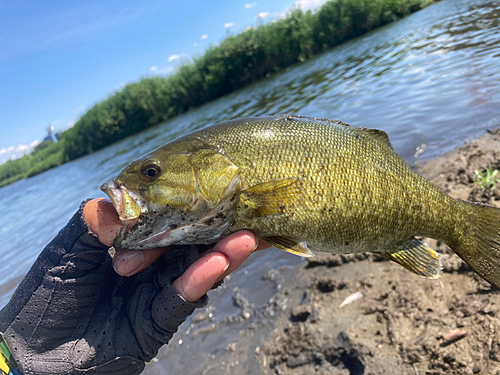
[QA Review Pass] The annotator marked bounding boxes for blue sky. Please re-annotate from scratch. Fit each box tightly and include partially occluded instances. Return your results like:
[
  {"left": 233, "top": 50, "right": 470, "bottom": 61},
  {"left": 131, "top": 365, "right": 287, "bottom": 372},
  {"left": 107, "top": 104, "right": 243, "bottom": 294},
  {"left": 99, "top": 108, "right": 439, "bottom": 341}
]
[{"left": 0, "top": 0, "right": 326, "bottom": 163}]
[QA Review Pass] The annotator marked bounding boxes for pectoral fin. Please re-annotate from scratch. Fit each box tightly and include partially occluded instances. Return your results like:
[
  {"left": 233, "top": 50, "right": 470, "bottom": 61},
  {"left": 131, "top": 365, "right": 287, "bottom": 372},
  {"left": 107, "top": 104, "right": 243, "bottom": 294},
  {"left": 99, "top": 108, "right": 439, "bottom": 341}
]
[
  {"left": 378, "top": 239, "right": 443, "bottom": 279},
  {"left": 262, "top": 236, "right": 314, "bottom": 257},
  {"left": 242, "top": 178, "right": 302, "bottom": 216}
]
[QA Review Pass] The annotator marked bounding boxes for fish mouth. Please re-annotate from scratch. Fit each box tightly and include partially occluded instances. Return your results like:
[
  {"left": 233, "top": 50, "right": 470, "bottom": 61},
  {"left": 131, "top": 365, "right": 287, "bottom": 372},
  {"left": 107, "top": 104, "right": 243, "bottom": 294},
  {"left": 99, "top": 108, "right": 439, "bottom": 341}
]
[{"left": 100, "top": 181, "right": 144, "bottom": 222}]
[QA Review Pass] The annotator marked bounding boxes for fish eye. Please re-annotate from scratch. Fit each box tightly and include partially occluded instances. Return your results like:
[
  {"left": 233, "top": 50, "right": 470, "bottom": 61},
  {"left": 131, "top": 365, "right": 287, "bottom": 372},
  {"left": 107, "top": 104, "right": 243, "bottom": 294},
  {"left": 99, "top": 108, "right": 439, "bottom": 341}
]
[{"left": 141, "top": 163, "right": 161, "bottom": 180}]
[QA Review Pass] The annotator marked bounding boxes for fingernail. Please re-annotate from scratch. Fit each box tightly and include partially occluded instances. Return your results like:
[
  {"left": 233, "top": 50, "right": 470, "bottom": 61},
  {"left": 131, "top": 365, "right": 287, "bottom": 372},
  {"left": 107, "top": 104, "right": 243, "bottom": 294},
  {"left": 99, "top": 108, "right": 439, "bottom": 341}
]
[{"left": 113, "top": 250, "right": 144, "bottom": 276}]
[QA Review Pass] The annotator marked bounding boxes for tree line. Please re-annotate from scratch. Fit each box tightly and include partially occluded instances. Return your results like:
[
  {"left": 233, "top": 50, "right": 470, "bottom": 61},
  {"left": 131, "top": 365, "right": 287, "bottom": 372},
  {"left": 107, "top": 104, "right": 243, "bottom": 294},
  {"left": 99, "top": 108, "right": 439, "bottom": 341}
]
[{"left": 0, "top": 0, "right": 433, "bottom": 188}]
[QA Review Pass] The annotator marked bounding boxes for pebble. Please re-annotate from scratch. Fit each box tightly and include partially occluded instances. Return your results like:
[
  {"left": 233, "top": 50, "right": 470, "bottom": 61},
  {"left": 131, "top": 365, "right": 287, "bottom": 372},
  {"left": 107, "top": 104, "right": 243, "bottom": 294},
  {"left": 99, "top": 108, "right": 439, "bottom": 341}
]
[
  {"left": 440, "top": 328, "right": 466, "bottom": 347},
  {"left": 443, "top": 353, "right": 456, "bottom": 363}
]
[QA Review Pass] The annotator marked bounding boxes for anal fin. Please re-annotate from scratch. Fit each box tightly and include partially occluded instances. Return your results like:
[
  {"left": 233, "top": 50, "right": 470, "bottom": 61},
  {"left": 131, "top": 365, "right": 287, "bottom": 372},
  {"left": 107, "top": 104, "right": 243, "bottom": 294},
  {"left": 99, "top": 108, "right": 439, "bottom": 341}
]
[
  {"left": 378, "top": 239, "right": 443, "bottom": 279},
  {"left": 263, "top": 236, "right": 314, "bottom": 257}
]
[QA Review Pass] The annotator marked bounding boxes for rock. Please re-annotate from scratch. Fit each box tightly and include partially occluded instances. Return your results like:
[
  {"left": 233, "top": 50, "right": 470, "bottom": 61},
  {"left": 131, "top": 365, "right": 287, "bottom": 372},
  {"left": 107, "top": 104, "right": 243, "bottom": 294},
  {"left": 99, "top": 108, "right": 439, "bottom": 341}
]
[{"left": 287, "top": 353, "right": 312, "bottom": 368}]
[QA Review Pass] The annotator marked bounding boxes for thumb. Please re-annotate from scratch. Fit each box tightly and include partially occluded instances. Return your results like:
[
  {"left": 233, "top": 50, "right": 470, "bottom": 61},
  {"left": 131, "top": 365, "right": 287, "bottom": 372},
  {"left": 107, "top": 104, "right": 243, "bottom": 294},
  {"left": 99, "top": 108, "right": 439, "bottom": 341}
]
[{"left": 83, "top": 198, "right": 122, "bottom": 246}]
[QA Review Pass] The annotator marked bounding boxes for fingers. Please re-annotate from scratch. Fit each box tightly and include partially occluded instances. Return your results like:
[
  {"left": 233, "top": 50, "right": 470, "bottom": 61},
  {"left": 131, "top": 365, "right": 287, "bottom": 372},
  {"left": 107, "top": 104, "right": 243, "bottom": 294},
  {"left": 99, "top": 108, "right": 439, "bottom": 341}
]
[
  {"left": 83, "top": 198, "right": 167, "bottom": 276},
  {"left": 83, "top": 198, "right": 122, "bottom": 247},
  {"left": 83, "top": 197, "right": 273, "bottom": 285},
  {"left": 112, "top": 247, "right": 170, "bottom": 276},
  {"left": 173, "top": 230, "right": 259, "bottom": 302},
  {"left": 209, "top": 230, "right": 259, "bottom": 280}
]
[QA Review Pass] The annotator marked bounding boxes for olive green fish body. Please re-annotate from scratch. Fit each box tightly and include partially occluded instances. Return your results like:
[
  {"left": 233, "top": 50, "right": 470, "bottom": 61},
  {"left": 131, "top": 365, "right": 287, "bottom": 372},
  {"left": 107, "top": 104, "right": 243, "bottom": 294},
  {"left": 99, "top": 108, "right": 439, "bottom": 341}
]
[
  {"left": 102, "top": 115, "right": 500, "bottom": 288},
  {"left": 175, "top": 116, "right": 455, "bottom": 253}
]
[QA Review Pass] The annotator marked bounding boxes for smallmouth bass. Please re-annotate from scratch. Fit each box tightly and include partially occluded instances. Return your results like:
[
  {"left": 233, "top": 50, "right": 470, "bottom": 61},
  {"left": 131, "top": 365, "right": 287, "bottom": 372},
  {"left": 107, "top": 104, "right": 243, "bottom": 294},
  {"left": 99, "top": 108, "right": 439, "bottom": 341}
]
[{"left": 102, "top": 115, "right": 500, "bottom": 287}]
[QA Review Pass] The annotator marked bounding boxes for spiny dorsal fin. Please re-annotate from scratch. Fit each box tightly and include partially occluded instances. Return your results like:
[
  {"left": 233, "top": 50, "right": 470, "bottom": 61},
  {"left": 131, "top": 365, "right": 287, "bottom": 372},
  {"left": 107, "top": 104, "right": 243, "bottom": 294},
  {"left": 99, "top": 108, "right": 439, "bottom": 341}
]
[
  {"left": 357, "top": 127, "right": 394, "bottom": 151},
  {"left": 262, "top": 236, "right": 314, "bottom": 257},
  {"left": 242, "top": 178, "right": 302, "bottom": 216},
  {"left": 378, "top": 239, "right": 443, "bottom": 279}
]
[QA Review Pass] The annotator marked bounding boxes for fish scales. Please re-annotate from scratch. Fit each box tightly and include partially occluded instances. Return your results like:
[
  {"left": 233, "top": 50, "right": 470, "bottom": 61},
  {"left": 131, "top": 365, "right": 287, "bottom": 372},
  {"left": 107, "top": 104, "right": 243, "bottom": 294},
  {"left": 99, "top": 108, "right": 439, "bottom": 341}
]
[
  {"left": 102, "top": 115, "right": 500, "bottom": 288},
  {"left": 184, "top": 116, "right": 457, "bottom": 253}
]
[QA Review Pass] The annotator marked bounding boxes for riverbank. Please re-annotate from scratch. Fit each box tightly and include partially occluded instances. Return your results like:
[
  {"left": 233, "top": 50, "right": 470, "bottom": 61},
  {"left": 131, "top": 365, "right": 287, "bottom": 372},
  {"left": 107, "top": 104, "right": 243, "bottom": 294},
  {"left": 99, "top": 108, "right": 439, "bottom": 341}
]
[
  {"left": 0, "top": 0, "right": 436, "bottom": 188},
  {"left": 150, "top": 127, "right": 500, "bottom": 375}
]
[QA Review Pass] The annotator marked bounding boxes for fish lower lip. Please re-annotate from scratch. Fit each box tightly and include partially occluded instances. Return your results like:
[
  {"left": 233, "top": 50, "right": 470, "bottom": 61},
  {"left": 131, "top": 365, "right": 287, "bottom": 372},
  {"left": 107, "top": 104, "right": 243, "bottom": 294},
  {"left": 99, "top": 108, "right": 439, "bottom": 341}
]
[
  {"left": 101, "top": 181, "right": 144, "bottom": 222},
  {"left": 101, "top": 181, "right": 122, "bottom": 214}
]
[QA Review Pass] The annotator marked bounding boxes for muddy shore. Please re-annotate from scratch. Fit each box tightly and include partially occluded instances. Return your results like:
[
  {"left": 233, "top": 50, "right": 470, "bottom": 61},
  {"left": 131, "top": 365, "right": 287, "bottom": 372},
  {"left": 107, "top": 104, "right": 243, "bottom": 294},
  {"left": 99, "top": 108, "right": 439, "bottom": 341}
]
[{"left": 147, "top": 128, "right": 500, "bottom": 375}]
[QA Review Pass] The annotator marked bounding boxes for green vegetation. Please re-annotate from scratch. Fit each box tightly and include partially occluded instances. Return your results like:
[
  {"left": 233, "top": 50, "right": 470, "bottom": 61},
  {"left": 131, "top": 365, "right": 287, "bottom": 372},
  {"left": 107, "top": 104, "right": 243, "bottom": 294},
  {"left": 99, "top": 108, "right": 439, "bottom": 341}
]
[
  {"left": 474, "top": 167, "right": 500, "bottom": 191},
  {"left": 0, "top": 0, "right": 434, "bottom": 188}
]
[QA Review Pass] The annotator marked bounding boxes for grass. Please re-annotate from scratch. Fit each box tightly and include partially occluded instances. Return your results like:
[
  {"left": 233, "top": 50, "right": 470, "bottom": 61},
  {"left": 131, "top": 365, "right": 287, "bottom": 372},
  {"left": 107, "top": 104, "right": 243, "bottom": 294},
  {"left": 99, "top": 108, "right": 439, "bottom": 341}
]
[{"left": 473, "top": 167, "right": 500, "bottom": 191}]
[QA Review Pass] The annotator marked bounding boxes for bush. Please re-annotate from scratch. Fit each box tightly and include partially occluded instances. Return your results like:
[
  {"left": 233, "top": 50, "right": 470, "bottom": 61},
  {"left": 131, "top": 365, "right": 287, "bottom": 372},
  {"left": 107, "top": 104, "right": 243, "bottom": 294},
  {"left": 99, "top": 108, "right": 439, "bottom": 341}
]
[{"left": 0, "top": 0, "right": 434, "bottom": 187}]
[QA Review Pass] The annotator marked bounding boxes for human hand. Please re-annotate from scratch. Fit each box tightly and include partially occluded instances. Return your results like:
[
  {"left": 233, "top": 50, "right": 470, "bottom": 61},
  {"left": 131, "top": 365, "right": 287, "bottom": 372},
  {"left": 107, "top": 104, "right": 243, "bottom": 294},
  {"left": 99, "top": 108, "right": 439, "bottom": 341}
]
[
  {"left": 0, "top": 199, "right": 269, "bottom": 375},
  {"left": 84, "top": 198, "right": 269, "bottom": 301}
]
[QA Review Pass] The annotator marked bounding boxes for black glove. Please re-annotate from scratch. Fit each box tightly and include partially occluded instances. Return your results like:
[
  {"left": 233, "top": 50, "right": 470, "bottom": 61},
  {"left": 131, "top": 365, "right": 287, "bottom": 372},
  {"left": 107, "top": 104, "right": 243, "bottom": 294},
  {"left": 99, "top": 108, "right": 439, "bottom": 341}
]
[{"left": 0, "top": 203, "right": 207, "bottom": 375}]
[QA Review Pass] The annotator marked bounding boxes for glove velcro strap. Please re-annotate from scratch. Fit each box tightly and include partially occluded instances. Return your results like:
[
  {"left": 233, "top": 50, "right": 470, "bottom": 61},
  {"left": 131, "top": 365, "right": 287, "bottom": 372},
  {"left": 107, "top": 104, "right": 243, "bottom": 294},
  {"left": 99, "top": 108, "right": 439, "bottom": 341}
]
[{"left": 0, "top": 333, "right": 21, "bottom": 375}]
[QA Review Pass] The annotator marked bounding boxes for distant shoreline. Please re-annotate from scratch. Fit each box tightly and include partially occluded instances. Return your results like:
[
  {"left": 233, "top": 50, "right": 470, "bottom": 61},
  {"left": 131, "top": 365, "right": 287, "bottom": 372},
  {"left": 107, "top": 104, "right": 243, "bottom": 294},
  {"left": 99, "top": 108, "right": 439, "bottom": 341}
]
[{"left": 0, "top": 0, "right": 437, "bottom": 189}]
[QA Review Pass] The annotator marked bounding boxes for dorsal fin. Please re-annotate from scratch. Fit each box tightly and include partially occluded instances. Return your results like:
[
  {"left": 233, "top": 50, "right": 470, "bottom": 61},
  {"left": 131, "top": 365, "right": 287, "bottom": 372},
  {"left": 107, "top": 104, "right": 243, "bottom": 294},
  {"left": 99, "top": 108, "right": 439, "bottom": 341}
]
[{"left": 357, "top": 127, "right": 394, "bottom": 151}]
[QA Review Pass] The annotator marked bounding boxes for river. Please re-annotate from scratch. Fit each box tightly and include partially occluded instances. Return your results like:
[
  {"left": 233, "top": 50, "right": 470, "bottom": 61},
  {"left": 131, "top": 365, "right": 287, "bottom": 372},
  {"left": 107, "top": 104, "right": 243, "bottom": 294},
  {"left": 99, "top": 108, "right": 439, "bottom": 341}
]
[{"left": 0, "top": 0, "right": 499, "bottom": 372}]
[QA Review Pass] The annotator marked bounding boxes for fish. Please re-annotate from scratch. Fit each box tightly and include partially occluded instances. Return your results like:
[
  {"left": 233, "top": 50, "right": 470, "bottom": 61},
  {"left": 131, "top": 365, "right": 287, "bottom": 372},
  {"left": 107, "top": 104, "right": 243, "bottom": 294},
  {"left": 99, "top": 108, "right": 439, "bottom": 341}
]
[{"left": 101, "top": 115, "right": 500, "bottom": 288}]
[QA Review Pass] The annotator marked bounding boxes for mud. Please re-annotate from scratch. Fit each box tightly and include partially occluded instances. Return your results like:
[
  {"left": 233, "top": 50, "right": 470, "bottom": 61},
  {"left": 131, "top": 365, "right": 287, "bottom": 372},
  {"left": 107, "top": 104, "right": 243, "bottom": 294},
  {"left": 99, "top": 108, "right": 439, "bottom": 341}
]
[{"left": 146, "top": 128, "right": 500, "bottom": 375}]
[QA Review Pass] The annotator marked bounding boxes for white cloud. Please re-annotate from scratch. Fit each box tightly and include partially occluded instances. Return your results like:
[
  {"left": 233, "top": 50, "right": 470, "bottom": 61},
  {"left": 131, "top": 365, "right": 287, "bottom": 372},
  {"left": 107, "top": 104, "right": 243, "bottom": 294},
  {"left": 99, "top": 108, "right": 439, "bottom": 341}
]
[
  {"left": 0, "top": 146, "right": 15, "bottom": 155},
  {"left": 277, "top": 0, "right": 327, "bottom": 18},
  {"left": 245, "top": 2, "right": 257, "bottom": 9},
  {"left": 255, "top": 12, "right": 269, "bottom": 22},
  {"left": 224, "top": 22, "right": 234, "bottom": 29},
  {"left": 167, "top": 54, "right": 183, "bottom": 62},
  {"left": 75, "top": 105, "right": 86, "bottom": 113},
  {"left": 201, "top": 34, "right": 208, "bottom": 40},
  {"left": 150, "top": 66, "right": 157, "bottom": 71},
  {"left": 0, "top": 140, "right": 41, "bottom": 163},
  {"left": 149, "top": 66, "right": 175, "bottom": 75},
  {"left": 193, "top": 42, "right": 198, "bottom": 47},
  {"left": 293, "top": 0, "right": 326, "bottom": 10}
]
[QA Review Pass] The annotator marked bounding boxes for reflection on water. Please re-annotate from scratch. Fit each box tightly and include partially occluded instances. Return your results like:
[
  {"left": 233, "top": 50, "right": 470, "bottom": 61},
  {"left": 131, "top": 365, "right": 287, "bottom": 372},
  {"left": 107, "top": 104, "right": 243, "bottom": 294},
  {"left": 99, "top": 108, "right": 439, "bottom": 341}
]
[{"left": 0, "top": 0, "right": 499, "bottom": 368}]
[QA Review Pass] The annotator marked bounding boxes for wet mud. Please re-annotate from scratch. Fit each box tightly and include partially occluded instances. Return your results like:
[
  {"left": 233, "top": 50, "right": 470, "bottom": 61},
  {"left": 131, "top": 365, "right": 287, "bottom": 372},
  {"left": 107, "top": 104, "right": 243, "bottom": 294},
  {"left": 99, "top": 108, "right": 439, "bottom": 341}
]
[{"left": 146, "top": 128, "right": 500, "bottom": 375}]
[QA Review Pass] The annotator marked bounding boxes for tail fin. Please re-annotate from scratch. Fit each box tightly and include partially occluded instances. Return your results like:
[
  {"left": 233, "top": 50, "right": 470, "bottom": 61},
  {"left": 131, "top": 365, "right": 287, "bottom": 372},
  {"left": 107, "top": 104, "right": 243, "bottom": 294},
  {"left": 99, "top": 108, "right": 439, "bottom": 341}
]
[{"left": 453, "top": 201, "right": 500, "bottom": 288}]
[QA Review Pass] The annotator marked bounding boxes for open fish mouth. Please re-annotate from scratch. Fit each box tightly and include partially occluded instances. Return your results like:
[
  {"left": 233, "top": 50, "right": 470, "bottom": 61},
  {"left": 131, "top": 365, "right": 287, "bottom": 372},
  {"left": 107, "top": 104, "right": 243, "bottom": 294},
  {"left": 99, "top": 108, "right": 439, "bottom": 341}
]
[{"left": 100, "top": 181, "right": 145, "bottom": 222}]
